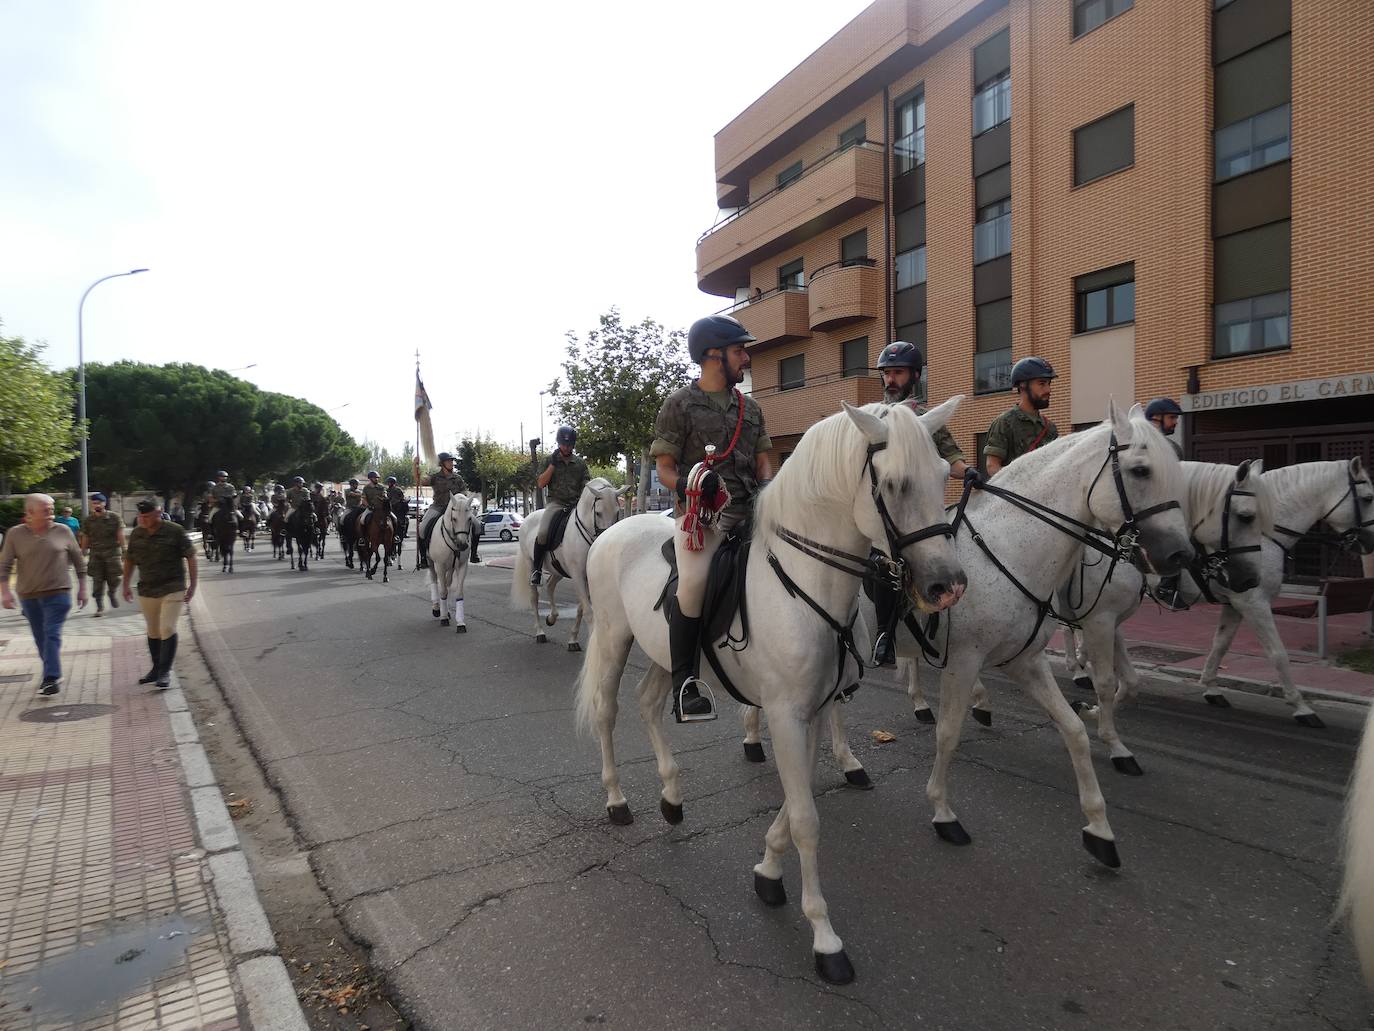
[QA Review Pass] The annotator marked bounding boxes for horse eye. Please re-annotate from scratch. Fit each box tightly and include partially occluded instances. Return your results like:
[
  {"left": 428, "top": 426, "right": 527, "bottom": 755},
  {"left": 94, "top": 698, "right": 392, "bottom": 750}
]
[
  {"left": 1236, "top": 513, "right": 1255, "bottom": 524},
  {"left": 1129, "top": 466, "right": 1150, "bottom": 479}
]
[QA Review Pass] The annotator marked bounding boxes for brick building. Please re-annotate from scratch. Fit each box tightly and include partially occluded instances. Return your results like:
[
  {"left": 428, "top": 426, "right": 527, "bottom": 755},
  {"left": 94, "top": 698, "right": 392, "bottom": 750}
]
[{"left": 694, "top": 0, "right": 1372, "bottom": 476}]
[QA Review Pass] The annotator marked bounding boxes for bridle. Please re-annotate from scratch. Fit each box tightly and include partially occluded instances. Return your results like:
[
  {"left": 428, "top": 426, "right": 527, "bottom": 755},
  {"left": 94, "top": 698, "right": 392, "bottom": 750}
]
[
  {"left": 1270, "top": 470, "right": 1374, "bottom": 555},
  {"left": 439, "top": 498, "right": 471, "bottom": 553},
  {"left": 1187, "top": 480, "right": 1262, "bottom": 602},
  {"left": 575, "top": 483, "right": 620, "bottom": 546}
]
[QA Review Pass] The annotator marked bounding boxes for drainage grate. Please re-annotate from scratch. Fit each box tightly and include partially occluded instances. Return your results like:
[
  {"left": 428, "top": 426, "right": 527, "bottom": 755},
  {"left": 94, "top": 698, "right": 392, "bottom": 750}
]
[
  {"left": 0, "top": 674, "right": 31, "bottom": 684},
  {"left": 1129, "top": 645, "right": 1200, "bottom": 665},
  {"left": 20, "top": 704, "right": 118, "bottom": 724}
]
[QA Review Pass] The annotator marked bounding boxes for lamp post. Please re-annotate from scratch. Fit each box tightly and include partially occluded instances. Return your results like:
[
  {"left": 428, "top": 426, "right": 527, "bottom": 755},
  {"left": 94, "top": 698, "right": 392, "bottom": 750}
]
[
  {"left": 536, "top": 390, "right": 548, "bottom": 509},
  {"left": 78, "top": 269, "right": 148, "bottom": 516}
]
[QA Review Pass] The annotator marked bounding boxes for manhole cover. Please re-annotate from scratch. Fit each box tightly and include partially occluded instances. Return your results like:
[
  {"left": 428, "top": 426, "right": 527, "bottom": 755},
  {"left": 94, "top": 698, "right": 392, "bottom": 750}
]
[
  {"left": 0, "top": 674, "right": 31, "bottom": 684},
  {"left": 20, "top": 704, "right": 118, "bottom": 724}
]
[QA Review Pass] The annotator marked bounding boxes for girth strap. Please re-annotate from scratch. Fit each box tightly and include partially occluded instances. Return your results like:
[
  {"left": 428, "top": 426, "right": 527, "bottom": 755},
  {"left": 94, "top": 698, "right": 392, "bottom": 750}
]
[{"left": 767, "top": 552, "right": 865, "bottom": 716}]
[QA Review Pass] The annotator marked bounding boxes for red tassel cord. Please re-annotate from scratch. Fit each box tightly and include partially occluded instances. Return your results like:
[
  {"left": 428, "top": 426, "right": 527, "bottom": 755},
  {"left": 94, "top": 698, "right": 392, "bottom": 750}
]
[{"left": 681, "top": 390, "right": 745, "bottom": 551}]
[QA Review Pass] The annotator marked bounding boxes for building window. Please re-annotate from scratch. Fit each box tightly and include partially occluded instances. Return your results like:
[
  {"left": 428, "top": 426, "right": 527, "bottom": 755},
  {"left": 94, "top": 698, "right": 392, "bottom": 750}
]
[
  {"left": 1074, "top": 104, "right": 1134, "bottom": 186},
  {"left": 841, "top": 337, "right": 869, "bottom": 378},
  {"left": 840, "top": 229, "right": 868, "bottom": 266},
  {"left": 1074, "top": 263, "right": 1135, "bottom": 332},
  {"left": 894, "top": 94, "right": 925, "bottom": 174},
  {"left": 973, "top": 200, "right": 1011, "bottom": 264},
  {"left": 1073, "top": 0, "right": 1132, "bottom": 38},
  {"left": 895, "top": 245, "right": 927, "bottom": 290},
  {"left": 777, "top": 161, "right": 802, "bottom": 190},
  {"left": 1215, "top": 103, "right": 1290, "bottom": 181},
  {"left": 973, "top": 71, "right": 1010, "bottom": 135},
  {"left": 778, "top": 258, "right": 804, "bottom": 291},
  {"left": 779, "top": 354, "right": 805, "bottom": 391},
  {"left": 1214, "top": 291, "right": 1290, "bottom": 357},
  {"left": 975, "top": 298, "right": 1012, "bottom": 394},
  {"left": 839, "top": 121, "right": 866, "bottom": 150}
]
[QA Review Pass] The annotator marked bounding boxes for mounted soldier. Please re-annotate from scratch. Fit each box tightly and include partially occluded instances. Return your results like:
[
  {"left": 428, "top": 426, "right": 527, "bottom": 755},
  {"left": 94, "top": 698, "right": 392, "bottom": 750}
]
[
  {"left": 1145, "top": 396, "right": 1184, "bottom": 459},
  {"left": 285, "top": 476, "right": 311, "bottom": 510},
  {"left": 413, "top": 452, "right": 467, "bottom": 567},
  {"left": 359, "top": 471, "right": 387, "bottom": 529},
  {"left": 983, "top": 357, "right": 1059, "bottom": 475},
  {"left": 650, "top": 313, "right": 776, "bottom": 722},
  {"left": 869, "top": 340, "right": 979, "bottom": 666},
  {"left": 530, "top": 426, "right": 591, "bottom": 587}
]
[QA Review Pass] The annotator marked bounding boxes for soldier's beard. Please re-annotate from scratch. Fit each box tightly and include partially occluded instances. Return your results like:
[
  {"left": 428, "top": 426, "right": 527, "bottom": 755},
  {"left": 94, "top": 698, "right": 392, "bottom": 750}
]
[
  {"left": 883, "top": 380, "right": 915, "bottom": 403},
  {"left": 1029, "top": 394, "right": 1051, "bottom": 410}
]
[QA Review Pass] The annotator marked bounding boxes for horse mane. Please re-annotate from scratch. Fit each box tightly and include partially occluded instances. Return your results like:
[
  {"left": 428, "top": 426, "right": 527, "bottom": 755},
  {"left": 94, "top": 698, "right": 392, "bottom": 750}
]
[
  {"left": 1182, "top": 461, "right": 1275, "bottom": 536},
  {"left": 1260, "top": 459, "right": 1348, "bottom": 497},
  {"left": 753, "top": 402, "right": 931, "bottom": 538}
]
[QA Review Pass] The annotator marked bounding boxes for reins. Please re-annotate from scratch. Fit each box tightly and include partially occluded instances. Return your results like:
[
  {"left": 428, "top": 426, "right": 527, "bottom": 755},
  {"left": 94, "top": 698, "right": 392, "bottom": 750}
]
[{"left": 1269, "top": 471, "right": 1374, "bottom": 554}]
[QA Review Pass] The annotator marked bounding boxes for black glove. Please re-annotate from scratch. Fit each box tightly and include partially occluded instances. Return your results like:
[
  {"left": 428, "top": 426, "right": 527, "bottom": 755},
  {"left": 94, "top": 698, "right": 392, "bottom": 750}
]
[
  {"left": 699, "top": 469, "right": 721, "bottom": 505},
  {"left": 963, "top": 466, "right": 984, "bottom": 486}
]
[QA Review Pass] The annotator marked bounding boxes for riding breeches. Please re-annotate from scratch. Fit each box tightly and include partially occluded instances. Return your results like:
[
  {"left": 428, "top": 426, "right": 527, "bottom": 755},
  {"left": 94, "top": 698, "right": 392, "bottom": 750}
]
[
  {"left": 536, "top": 502, "right": 568, "bottom": 545},
  {"left": 673, "top": 510, "right": 744, "bottom": 619},
  {"left": 137, "top": 594, "right": 184, "bottom": 639},
  {"left": 419, "top": 506, "right": 440, "bottom": 544},
  {"left": 88, "top": 553, "right": 121, "bottom": 598}
]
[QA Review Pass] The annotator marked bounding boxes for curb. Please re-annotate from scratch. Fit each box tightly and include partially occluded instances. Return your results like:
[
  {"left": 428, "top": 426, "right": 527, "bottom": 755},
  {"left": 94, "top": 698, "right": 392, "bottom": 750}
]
[{"left": 164, "top": 671, "right": 310, "bottom": 1031}]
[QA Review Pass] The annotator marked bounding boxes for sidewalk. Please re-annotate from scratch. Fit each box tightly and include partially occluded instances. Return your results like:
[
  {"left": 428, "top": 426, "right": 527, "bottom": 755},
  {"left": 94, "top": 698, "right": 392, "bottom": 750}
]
[
  {"left": 1051, "top": 594, "right": 1374, "bottom": 703},
  {"left": 0, "top": 596, "right": 305, "bottom": 1030}
]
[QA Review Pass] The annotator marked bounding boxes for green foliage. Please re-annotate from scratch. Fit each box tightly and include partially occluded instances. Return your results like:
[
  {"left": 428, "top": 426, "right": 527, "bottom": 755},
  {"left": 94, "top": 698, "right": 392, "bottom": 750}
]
[
  {"left": 470, "top": 435, "right": 530, "bottom": 505},
  {"left": 363, "top": 440, "right": 416, "bottom": 487},
  {"left": 0, "top": 498, "right": 27, "bottom": 532},
  {"left": 588, "top": 463, "right": 627, "bottom": 488},
  {"left": 82, "top": 362, "right": 368, "bottom": 497},
  {"left": 0, "top": 329, "right": 77, "bottom": 490},
  {"left": 548, "top": 309, "right": 690, "bottom": 469}
]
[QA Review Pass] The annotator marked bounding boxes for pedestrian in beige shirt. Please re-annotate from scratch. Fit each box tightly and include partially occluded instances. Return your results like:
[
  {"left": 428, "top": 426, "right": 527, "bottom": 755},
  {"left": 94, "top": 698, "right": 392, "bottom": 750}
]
[{"left": 0, "top": 493, "right": 89, "bottom": 695}]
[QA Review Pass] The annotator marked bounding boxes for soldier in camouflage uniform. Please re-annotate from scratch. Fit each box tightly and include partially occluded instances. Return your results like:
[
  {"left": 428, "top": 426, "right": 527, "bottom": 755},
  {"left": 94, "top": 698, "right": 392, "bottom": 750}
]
[
  {"left": 650, "top": 314, "right": 776, "bottom": 722},
  {"left": 1145, "top": 397, "right": 1185, "bottom": 460},
  {"left": 209, "top": 471, "right": 239, "bottom": 529},
  {"left": 285, "top": 476, "right": 311, "bottom": 510},
  {"left": 123, "top": 498, "right": 197, "bottom": 689},
  {"left": 80, "top": 492, "right": 126, "bottom": 616},
  {"left": 344, "top": 479, "right": 363, "bottom": 510},
  {"left": 870, "top": 340, "right": 979, "bottom": 665},
  {"left": 385, "top": 476, "right": 406, "bottom": 509},
  {"left": 413, "top": 453, "right": 468, "bottom": 562},
  {"left": 358, "top": 471, "right": 387, "bottom": 530},
  {"left": 983, "top": 357, "right": 1060, "bottom": 475},
  {"left": 530, "top": 426, "right": 591, "bottom": 586}
]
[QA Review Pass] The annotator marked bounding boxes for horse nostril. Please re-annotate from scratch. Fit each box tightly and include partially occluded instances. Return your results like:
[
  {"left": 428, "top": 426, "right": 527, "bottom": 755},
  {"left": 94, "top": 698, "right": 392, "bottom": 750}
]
[{"left": 927, "top": 582, "right": 948, "bottom": 600}]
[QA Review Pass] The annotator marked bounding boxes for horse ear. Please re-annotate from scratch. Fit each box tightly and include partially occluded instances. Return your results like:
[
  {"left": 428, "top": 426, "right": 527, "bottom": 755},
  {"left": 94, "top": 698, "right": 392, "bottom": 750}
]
[
  {"left": 1236, "top": 458, "right": 1253, "bottom": 483},
  {"left": 1250, "top": 458, "right": 1264, "bottom": 475},
  {"left": 1107, "top": 398, "right": 1132, "bottom": 440},
  {"left": 916, "top": 394, "right": 963, "bottom": 434},
  {"left": 842, "top": 401, "right": 888, "bottom": 444},
  {"left": 1351, "top": 455, "right": 1366, "bottom": 479}
]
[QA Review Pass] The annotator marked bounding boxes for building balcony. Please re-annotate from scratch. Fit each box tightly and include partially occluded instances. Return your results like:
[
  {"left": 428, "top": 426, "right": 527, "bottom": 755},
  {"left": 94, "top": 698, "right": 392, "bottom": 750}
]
[
  {"left": 807, "top": 259, "right": 880, "bottom": 330},
  {"left": 731, "top": 287, "right": 811, "bottom": 351},
  {"left": 749, "top": 371, "right": 885, "bottom": 440},
  {"left": 695, "top": 142, "right": 885, "bottom": 297}
]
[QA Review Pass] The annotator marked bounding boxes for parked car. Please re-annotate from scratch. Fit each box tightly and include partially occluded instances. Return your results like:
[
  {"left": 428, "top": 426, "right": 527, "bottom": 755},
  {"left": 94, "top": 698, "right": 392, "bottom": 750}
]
[{"left": 480, "top": 511, "right": 522, "bottom": 541}]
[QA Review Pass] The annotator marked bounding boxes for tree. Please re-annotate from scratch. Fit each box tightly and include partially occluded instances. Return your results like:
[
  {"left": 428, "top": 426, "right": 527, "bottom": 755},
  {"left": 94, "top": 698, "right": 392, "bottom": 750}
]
[
  {"left": 362, "top": 440, "right": 415, "bottom": 487},
  {"left": 0, "top": 328, "right": 77, "bottom": 494},
  {"left": 588, "top": 463, "right": 627, "bottom": 488},
  {"left": 470, "top": 435, "right": 526, "bottom": 510},
  {"left": 548, "top": 308, "right": 690, "bottom": 513}
]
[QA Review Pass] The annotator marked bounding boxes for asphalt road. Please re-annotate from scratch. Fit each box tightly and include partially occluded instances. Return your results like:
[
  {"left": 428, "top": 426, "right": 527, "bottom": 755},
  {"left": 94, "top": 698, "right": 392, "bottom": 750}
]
[{"left": 192, "top": 531, "right": 1374, "bottom": 1031}]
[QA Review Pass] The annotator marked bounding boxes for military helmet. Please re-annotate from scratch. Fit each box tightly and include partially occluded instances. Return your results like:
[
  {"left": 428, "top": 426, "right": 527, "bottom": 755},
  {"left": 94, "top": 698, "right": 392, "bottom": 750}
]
[
  {"left": 215, "top": 470, "right": 228, "bottom": 479},
  {"left": 313, "top": 481, "right": 323, "bottom": 489},
  {"left": 385, "top": 475, "right": 398, "bottom": 485},
  {"left": 687, "top": 314, "right": 755, "bottom": 364},
  {"left": 875, "top": 340, "right": 923, "bottom": 371},
  {"left": 366, "top": 470, "right": 380, "bottom": 479},
  {"left": 204, "top": 480, "right": 215, "bottom": 490},
  {"left": 1010, "top": 356, "right": 1057, "bottom": 387},
  {"left": 1144, "top": 397, "right": 1183, "bottom": 420},
  {"left": 291, "top": 476, "right": 305, "bottom": 486},
  {"left": 438, "top": 451, "right": 454, "bottom": 464},
  {"left": 555, "top": 425, "right": 577, "bottom": 447},
  {"left": 348, "top": 478, "right": 359, "bottom": 487}
]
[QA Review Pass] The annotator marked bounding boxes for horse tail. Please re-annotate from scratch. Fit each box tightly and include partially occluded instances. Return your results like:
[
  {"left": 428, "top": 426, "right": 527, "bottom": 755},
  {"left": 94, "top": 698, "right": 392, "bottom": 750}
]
[
  {"left": 573, "top": 623, "right": 607, "bottom": 738},
  {"left": 510, "top": 541, "right": 532, "bottom": 610},
  {"left": 1339, "top": 704, "right": 1374, "bottom": 985}
]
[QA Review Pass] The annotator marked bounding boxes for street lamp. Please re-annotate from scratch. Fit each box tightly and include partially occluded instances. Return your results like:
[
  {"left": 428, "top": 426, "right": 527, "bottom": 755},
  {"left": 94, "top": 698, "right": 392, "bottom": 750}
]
[
  {"left": 78, "top": 269, "right": 148, "bottom": 516},
  {"left": 225, "top": 363, "right": 258, "bottom": 373},
  {"left": 536, "top": 390, "right": 549, "bottom": 508}
]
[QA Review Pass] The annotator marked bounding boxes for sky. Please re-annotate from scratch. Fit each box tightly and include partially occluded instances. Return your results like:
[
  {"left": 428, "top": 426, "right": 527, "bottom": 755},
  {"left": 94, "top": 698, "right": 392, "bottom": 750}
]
[{"left": 0, "top": 1, "right": 873, "bottom": 459}]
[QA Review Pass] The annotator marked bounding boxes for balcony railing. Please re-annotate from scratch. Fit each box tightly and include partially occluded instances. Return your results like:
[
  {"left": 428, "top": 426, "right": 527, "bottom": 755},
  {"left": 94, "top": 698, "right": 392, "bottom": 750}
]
[
  {"left": 749, "top": 369, "right": 886, "bottom": 438},
  {"left": 807, "top": 258, "right": 880, "bottom": 330},
  {"left": 722, "top": 285, "right": 811, "bottom": 349},
  {"left": 973, "top": 212, "right": 1011, "bottom": 264}
]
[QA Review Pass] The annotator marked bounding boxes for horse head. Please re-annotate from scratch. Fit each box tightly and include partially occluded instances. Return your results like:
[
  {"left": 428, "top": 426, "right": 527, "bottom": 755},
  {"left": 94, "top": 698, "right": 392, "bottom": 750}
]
[
  {"left": 1315, "top": 456, "right": 1374, "bottom": 555},
  {"left": 1189, "top": 458, "right": 1271, "bottom": 594},
  {"left": 581, "top": 478, "right": 622, "bottom": 538},
  {"left": 842, "top": 397, "right": 967, "bottom": 613},
  {"left": 1091, "top": 401, "right": 1194, "bottom": 576}
]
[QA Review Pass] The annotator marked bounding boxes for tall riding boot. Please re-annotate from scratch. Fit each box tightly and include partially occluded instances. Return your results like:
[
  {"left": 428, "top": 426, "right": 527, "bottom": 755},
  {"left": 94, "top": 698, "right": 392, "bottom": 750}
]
[
  {"left": 1155, "top": 574, "right": 1188, "bottom": 612},
  {"left": 93, "top": 591, "right": 104, "bottom": 617},
  {"left": 872, "top": 575, "right": 902, "bottom": 668},
  {"left": 669, "top": 601, "right": 715, "bottom": 723},
  {"left": 470, "top": 531, "right": 481, "bottom": 564},
  {"left": 139, "top": 638, "right": 161, "bottom": 684},
  {"left": 529, "top": 541, "right": 545, "bottom": 586},
  {"left": 108, "top": 582, "right": 120, "bottom": 608},
  {"left": 155, "top": 634, "right": 179, "bottom": 688}
]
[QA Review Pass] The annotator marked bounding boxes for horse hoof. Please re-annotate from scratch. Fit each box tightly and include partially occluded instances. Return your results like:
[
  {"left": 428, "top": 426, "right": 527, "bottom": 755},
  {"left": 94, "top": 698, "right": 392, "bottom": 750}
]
[
  {"left": 753, "top": 872, "right": 786, "bottom": 907},
  {"left": 1070, "top": 699, "right": 1096, "bottom": 717},
  {"left": 432, "top": 607, "right": 440, "bottom": 618},
  {"left": 1294, "top": 712, "right": 1326, "bottom": 729},
  {"left": 545, "top": 613, "right": 557, "bottom": 627},
  {"left": 566, "top": 641, "right": 581, "bottom": 652},
  {"left": 535, "top": 633, "right": 547, "bottom": 644},
  {"left": 440, "top": 618, "right": 450, "bottom": 627},
  {"left": 1203, "top": 692, "right": 1231, "bottom": 708},
  {"left": 455, "top": 624, "right": 466, "bottom": 634},
  {"left": 933, "top": 820, "right": 972, "bottom": 846},
  {"left": 970, "top": 707, "right": 992, "bottom": 728},
  {"left": 844, "top": 768, "right": 873, "bottom": 790},
  {"left": 1072, "top": 675, "right": 1094, "bottom": 692},
  {"left": 1111, "top": 755, "right": 1144, "bottom": 776},
  {"left": 1082, "top": 829, "right": 1121, "bottom": 868},
  {"left": 607, "top": 803, "right": 633, "bottom": 826},
  {"left": 742, "top": 741, "right": 767, "bottom": 764},
  {"left": 814, "top": 949, "right": 855, "bottom": 985},
  {"left": 914, "top": 707, "right": 935, "bottom": 725},
  {"left": 659, "top": 797, "right": 684, "bottom": 825}
]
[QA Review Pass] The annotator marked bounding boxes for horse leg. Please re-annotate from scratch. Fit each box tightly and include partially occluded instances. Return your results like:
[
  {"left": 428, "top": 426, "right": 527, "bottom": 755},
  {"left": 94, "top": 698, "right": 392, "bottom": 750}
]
[
  {"left": 1077, "top": 619, "right": 1141, "bottom": 775},
  {"left": 905, "top": 658, "right": 936, "bottom": 725},
  {"left": 1014, "top": 657, "right": 1119, "bottom": 866},
  {"left": 544, "top": 575, "right": 561, "bottom": 628},
  {"left": 1198, "top": 602, "right": 1244, "bottom": 706},
  {"left": 581, "top": 622, "right": 635, "bottom": 823},
  {"left": 633, "top": 665, "right": 685, "bottom": 821},
  {"left": 1233, "top": 594, "right": 1321, "bottom": 725},
  {"left": 1112, "top": 629, "right": 1142, "bottom": 705},
  {"left": 429, "top": 574, "right": 441, "bottom": 618},
  {"left": 450, "top": 554, "right": 468, "bottom": 632},
  {"left": 565, "top": 602, "right": 585, "bottom": 652},
  {"left": 1067, "top": 624, "right": 1094, "bottom": 690},
  {"left": 827, "top": 703, "right": 870, "bottom": 788},
  {"left": 742, "top": 706, "right": 766, "bottom": 763},
  {"left": 969, "top": 678, "right": 993, "bottom": 726},
  {"left": 927, "top": 664, "right": 978, "bottom": 844},
  {"left": 762, "top": 713, "right": 852, "bottom": 983}
]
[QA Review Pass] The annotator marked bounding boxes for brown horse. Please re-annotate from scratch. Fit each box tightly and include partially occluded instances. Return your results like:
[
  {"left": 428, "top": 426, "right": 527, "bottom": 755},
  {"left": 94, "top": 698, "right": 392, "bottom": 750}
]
[
  {"left": 267, "top": 501, "right": 289, "bottom": 560},
  {"left": 312, "top": 495, "right": 330, "bottom": 560},
  {"left": 358, "top": 506, "right": 397, "bottom": 582},
  {"left": 210, "top": 500, "right": 239, "bottom": 573},
  {"left": 238, "top": 500, "right": 259, "bottom": 551}
]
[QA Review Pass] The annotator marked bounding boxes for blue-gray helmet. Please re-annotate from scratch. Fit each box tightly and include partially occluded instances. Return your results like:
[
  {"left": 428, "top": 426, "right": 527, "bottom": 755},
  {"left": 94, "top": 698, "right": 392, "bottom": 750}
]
[
  {"left": 875, "top": 340, "right": 923, "bottom": 371},
  {"left": 555, "top": 425, "right": 576, "bottom": 447},
  {"left": 1144, "top": 397, "right": 1183, "bottom": 420},
  {"left": 1010, "top": 356, "right": 1057, "bottom": 387},
  {"left": 687, "top": 314, "right": 755, "bottom": 364}
]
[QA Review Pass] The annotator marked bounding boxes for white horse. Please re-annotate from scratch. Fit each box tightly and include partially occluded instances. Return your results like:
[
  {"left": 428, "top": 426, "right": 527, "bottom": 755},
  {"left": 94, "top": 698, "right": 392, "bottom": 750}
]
[
  {"left": 510, "top": 477, "right": 625, "bottom": 651},
  {"left": 883, "top": 404, "right": 1192, "bottom": 865},
  {"left": 575, "top": 398, "right": 966, "bottom": 984},
  {"left": 907, "top": 460, "right": 1271, "bottom": 773},
  {"left": 425, "top": 492, "right": 473, "bottom": 632},
  {"left": 1340, "top": 705, "right": 1374, "bottom": 987}
]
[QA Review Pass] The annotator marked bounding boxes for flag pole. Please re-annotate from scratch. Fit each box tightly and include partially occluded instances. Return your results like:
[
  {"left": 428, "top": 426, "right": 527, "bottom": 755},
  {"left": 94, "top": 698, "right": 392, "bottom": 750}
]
[{"left": 415, "top": 349, "right": 421, "bottom": 514}]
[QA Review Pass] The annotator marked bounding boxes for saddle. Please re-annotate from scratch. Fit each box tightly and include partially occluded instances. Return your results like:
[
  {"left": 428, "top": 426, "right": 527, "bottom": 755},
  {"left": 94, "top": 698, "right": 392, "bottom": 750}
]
[
  {"left": 340, "top": 507, "right": 362, "bottom": 535},
  {"left": 654, "top": 523, "right": 754, "bottom": 705},
  {"left": 544, "top": 506, "right": 574, "bottom": 577}
]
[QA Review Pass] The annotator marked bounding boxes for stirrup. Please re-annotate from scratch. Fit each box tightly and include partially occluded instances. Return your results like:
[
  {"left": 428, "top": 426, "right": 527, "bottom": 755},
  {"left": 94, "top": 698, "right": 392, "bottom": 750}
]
[
  {"left": 673, "top": 679, "right": 717, "bottom": 724},
  {"left": 872, "top": 631, "right": 896, "bottom": 668}
]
